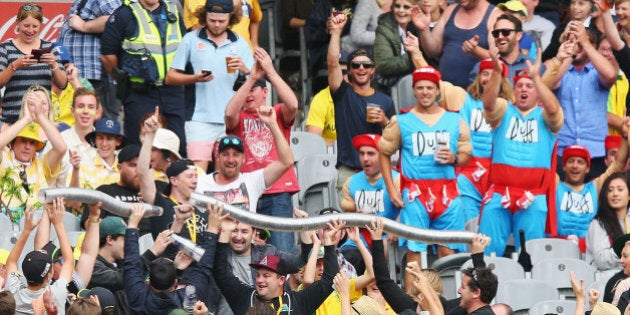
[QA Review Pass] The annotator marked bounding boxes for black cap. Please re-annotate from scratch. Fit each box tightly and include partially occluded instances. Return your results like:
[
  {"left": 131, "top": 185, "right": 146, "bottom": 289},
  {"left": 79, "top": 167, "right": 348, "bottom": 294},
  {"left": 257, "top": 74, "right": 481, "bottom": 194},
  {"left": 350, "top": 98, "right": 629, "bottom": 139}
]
[
  {"left": 253, "top": 78, "right": 267, "bottom": 88},
  {"left": 118, "top": 144, "right": 141, "bottom": 163},
  {"left": 41, "top": 241, "right": 61, "bottom": 262},
  {"left": 78, "top": 287, "right": 117, "bottom": 312},
  {"left": 218, "top": 135, "right": 244, "bottom": 153},
  {"left": 205, "top": 0, "right": 234, "bottom": 13},
  {"left": 166, "top": 159, "right": 195, "bottom": 179},
  {"left": 22, "top": 250, "right": 52, "bottom": 285}
]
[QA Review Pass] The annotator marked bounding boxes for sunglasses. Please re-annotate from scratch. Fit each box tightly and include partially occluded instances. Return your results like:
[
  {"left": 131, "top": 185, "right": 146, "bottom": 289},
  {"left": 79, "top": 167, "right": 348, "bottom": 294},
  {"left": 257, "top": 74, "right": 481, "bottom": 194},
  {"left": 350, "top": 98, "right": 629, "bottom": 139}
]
[
  {"left": 491, "top": 29, "right": 515, "bottom": 38},
  {"left": 21, "top": 4, "right": 42, "bottom": 12},
  {"left": 19, "top": 169, "right": 30, "bottom": 195},
  {"left": 222, "top": 137, "right": 242, "bottom": 146},
  {"left": 350, "top": 61, "right": 375, "bottom": 69},
  {"left": 255, "top": 231, "right": 268, "bottom": 241},
  {"left": 393, "top": 4, "right": 412, "bottom": 10}
]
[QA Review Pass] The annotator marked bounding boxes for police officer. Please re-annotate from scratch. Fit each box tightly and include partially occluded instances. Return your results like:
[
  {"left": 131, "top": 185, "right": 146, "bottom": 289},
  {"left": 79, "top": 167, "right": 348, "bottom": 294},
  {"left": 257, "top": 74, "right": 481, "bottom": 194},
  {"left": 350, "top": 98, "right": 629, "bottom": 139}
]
[{"left": 101, "top": 0, "right": 187, "bottom": 156}]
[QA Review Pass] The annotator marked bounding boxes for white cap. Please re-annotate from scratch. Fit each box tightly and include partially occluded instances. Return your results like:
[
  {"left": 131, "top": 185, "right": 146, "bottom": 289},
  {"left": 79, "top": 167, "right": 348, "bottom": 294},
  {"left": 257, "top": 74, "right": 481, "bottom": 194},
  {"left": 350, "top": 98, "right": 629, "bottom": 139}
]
[{"left": 153, "top": 128, "right": 182, "bottom": 160}]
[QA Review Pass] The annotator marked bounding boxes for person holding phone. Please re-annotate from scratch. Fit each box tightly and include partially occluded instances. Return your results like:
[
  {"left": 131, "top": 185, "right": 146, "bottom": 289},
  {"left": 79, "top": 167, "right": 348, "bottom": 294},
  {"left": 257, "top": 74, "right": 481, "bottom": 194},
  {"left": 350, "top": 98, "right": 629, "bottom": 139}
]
[{"left": 0, "top": 3, "right": 67, "bottom": 126}]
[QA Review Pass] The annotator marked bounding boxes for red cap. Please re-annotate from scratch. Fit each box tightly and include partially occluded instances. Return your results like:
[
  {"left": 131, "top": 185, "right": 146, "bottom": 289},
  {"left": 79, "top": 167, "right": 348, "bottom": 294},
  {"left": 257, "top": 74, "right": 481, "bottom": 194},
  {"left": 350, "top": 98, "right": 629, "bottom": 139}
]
[
  {"left": 250, "top": 255, "right": 284, "bottom": 274},
  {"left": 352, "top": 133, "right": 381, "bottom": 151},
  {"left": 412, "top": 66, "right": 441, "bottom": 86},
  {"left": 605, "top": 135, "right": 622, "bottom": 152},
  {"left": 563, "top": 145, "right": 591, "bottom": 167},
  {"left": 479, "top": 58, "right": 508, "bottom": 78},
  {"left": 512, "top": 68, "right": 532, "bottom": 84}
]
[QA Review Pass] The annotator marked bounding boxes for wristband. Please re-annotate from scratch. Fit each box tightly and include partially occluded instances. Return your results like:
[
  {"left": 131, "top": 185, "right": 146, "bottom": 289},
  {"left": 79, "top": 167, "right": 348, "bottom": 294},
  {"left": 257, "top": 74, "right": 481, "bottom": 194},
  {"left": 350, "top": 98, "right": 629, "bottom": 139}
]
[
  {"left": 89, "top": 217, "right": 101, "bottom": 223},
  {"left": 10, "top": 62, "right": 16, "bottom": 72},
  {"left": 51, "top": 64, "right": 59, "bottom": 71},
  {"left": 453, "top": 155, "right": 459, "bottom": 165}
]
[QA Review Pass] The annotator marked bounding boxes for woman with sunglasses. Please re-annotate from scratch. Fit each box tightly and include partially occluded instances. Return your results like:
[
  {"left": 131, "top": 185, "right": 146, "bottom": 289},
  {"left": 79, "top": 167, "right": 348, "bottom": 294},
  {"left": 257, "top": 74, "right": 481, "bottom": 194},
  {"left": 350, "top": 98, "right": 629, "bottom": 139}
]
[{"left": 0, "top": 3, "right": 67, "bottom": 127}]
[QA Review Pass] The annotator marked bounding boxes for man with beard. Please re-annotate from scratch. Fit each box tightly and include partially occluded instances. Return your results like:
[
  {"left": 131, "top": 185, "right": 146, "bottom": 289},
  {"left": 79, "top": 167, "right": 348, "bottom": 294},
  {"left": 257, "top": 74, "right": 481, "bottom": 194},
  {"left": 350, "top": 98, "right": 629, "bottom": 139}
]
[
  {"left": 478, "top": 48, "right": 563, "bottom": 256},
  {"left": 165, "top": 0, "right": 254, "bottom": 172},
  {"left": 548, "top": 21, "right": 617, "bottom": 180},
  {"left": 82, "top": 145, "right": 150, "bottom": 233},
  {"left": 469, "top": 14, "right": 540, "bottom": 85},
  {"left": 554, "top": 132, "right": 629, "bottom": 252},
  {"left": 379, "top": 66, "right": 472, "bottom": 289},
  {"left": 327, "top": 13, "right": 395, "bottom": 196}
]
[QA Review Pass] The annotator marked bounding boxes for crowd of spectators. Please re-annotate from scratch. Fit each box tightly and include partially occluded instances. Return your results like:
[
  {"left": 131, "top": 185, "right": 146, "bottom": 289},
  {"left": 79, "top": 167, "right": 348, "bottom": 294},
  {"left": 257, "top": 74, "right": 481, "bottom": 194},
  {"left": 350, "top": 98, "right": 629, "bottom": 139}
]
[{"left": 2, "top": 0, "right": 630, "bottom": 313}]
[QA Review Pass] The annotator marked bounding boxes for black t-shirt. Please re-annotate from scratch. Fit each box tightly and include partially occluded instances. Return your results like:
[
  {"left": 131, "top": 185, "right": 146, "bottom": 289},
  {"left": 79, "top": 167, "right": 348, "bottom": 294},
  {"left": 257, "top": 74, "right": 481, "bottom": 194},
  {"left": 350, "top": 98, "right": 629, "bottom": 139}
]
[
  {"left": 83, "top": 183, "right": 151, "bottom": 235},
  {"left": 332, "top": 81, "right": 394, "bottom": 169},
  {"left": 468, "top": 305, "right": 494, "bottom": 315},
  {"left": 151, "top": 192, "right": 207, "bottom": 241}
]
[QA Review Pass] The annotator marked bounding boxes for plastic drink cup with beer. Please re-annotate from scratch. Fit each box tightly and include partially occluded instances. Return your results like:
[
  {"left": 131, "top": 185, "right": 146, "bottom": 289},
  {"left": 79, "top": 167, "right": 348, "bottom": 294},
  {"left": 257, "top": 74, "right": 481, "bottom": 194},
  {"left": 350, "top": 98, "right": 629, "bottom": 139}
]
[{"left": 366, "top": 103, "right": 380, "bottom": 123}]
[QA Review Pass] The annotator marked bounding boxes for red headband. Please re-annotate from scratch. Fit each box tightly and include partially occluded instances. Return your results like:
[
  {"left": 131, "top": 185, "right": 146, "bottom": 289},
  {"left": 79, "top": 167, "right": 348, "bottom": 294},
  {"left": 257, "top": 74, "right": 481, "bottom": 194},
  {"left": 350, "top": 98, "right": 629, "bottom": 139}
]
[
  {"left": 479, "top": 59, "right": 508, "bottom": 78},
  {"left": 412, "top": 66, "right": 441, "bottom": 86},
  {"left": 562, "top": 145, "right": 591, "bottom": 167}
]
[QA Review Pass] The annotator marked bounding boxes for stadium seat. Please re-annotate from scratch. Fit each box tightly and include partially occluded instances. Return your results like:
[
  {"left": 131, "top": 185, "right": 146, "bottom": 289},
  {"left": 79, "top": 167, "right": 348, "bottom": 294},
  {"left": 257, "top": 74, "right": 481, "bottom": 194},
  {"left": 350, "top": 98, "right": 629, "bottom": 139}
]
[
  {"left": 495, "top": 279, "right": 558, "bottom": 313},
  {"left": 528, "top": 299, "right": 577, "bottom": 315}
]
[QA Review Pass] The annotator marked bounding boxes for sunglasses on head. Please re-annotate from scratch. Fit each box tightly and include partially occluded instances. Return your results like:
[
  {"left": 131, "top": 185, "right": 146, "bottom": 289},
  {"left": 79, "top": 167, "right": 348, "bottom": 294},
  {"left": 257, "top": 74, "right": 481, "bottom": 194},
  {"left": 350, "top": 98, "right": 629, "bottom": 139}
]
[
  {"left": 222, "top": 137, "right": 242, "bottom": 146},
  {"left": 491, "top": 28, "right": 515, "bottom": 38},
  {"left": 515, "top": 69, "right": 530, "bottom": 77},
  {"left": 350, "top": 61, "right": 375, "bottom": 69},
  {"left": 21, "top": 4, "right": 42, "bottom": 12}
]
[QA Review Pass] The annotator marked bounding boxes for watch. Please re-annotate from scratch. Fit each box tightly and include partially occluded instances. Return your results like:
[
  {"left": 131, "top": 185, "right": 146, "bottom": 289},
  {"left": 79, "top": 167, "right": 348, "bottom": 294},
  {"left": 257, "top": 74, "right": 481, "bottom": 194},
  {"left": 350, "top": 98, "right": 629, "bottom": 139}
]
[{"left": 453, "top": 155, "right": 459, "bottom": 165}]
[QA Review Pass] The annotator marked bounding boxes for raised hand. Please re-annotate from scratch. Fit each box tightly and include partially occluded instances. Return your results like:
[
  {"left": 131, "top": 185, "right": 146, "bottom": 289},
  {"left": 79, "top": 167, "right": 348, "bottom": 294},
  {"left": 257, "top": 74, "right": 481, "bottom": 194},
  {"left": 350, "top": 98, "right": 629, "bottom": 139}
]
[
  {"left": 174, "top": 250, "right": 195, "bottom": 270},
  {"left": 257, "top": 105, "right": 277, "bottom": 126},
  {"left": 151, "top": 229, "right": 173, "bottom": 256},
  {"left": 366, "top": 217, "right": 384, "bottom": 240},
  {"left": 207, "top": 202, "right": 230, "bottom": 232},
  {"left": 23, "top": 205, "right": 41, "bottom": 232},
  {"left": 328, "top": 12, "right": 347, "bottom": 34},
  {"left": 462, "top": 35, "right": 479, "bottom": 54},
  {"left": 410, "top": 5, "right": 431, "bottom": 31},
  {"left": 253, "top": 47, "right": 274, "bottom": 74},
  {"left": 470, "top": 233, "right": 491, "bottom": 254},
  {"left": 324, "top": 219, "right": 346, "bottom": 246},
  {"left": 143, "top": 106, "right": 160, "bottom": 135},
  {"left": 128, "top": 203, "right": 146, "bottom": 229}
]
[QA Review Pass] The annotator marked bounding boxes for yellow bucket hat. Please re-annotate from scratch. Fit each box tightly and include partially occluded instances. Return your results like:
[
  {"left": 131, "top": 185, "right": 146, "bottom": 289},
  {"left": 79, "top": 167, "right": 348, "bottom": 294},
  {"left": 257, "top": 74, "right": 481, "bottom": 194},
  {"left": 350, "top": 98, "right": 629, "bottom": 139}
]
[{"left": 16, "top": 123, "right": 46, "bottom": 151}]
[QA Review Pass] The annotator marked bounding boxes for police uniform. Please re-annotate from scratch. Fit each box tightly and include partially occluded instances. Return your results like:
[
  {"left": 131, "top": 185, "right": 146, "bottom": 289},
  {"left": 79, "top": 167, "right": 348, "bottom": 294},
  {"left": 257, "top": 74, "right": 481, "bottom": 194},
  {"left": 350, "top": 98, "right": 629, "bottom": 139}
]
[{"left": 101, "top": 0, "right": 187, "bottom": 155}]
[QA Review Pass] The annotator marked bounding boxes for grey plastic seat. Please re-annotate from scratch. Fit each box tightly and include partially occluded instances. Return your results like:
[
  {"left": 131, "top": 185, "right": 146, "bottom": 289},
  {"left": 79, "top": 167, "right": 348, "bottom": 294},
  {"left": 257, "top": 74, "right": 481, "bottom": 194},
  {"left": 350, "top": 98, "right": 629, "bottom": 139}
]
[
  {"left": 431, "top": 253, "right": 471, "bottom": 300},
  {"left": 290, "top": 131, "right": 329, "bottom": 164},
  {"left": 531, "top": 258, "right": 596, "bottom": 298},
  {"left": 461, "top": 256, "right": 525, "bottom": 283},
  {"left": 528, "top": 299, "right": 577, "bottom": 315},
  {"left": 390, "top": 74, "right": 414, "bottom": 114},
  {"left": 495, "top": 279, "right": 558, "bottom": 313},
  {"left": 525, "top": 238, "right": 581, "bottom": 265},
  {"left": 296, "top": 154, "right": 338, "bottom": 215}
]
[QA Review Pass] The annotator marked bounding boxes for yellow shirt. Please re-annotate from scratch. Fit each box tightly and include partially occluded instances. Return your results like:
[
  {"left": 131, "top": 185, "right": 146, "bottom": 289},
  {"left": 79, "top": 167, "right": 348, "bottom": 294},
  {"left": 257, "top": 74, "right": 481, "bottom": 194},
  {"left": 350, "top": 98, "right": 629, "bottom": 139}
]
[
  {"left": 183, "top": 0, "right": 205, "bottom": 30},
  {"left": 607, "top": 72, "right": 629, "bottom": 135},
  {"left": 51, "top": 78, "right": 93, "bottom": 128},
  {"left": 71, "top": 154, "right": 120, "bottom": 189},
  {"left": 0, "top": 150, "right": 57, "bottom": 223},
  {"left": 313, "top": 279, "right": 362, "bottom": 315},
  {"left": 230, "top": 0, "right": 263, "bottom": 50},
  {"left": 305, "top": 87, "right": 337, "bottom": 144}
]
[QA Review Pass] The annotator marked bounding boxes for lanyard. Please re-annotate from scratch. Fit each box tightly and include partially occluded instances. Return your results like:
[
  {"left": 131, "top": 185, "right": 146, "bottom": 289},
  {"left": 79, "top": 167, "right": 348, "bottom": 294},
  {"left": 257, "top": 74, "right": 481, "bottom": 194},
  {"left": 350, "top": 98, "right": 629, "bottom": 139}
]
[
  {"left": 269, "top": 295, "right": 283, "bottom": 315},
  {"left": 169, "top": 196, "right": 197, "bottom": 243}
]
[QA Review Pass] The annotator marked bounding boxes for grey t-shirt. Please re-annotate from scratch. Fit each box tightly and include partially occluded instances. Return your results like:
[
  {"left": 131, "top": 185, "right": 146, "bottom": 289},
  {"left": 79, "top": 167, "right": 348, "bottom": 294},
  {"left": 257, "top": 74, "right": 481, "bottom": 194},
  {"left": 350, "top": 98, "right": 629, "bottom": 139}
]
[
  {"left": 229, "top": 254, "right": 253, "bottom": 285},
  {"left": 7, "top": 272, "right": 68, "bottom": 315}
]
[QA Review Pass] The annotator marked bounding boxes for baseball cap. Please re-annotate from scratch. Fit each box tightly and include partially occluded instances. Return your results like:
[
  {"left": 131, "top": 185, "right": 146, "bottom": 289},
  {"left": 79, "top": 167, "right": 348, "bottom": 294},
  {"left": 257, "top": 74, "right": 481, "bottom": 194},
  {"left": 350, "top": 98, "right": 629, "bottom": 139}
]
[
  {"left": 218, "top": 135, "right": 244, "bottom": 153},
  {"left": 78, "top": 287, "right": 117, "bottom": 312},
  {"left": 479, "top": 58, "right": 508, "bottom": 78},
  {"left": 250, "top": 255, "right": 285, "bottom": 274},
  {"left": 352, "top": 134, "right": 381, "bottom": 151},
  {"left": 41, "top": 241, "right": 61, "bottom": 262},
  {"left": 85, "top": 118, "right": 126, "bottom": 149},
  {"left": 497, "top": 0, "right": 528, "bottom": 17},
  {"left": 562, "top": 145, "right": 591, "bottom": 167},
  {"left": 412, "top": 66, "right": 441, "bottom": 86},
  {"left": 253, "top": 78, "right": 267, "bottom": 89},
  {"left": 205, "top": 0, "right": 234, "bottom": 13},
  {"left": 118, "top": 144, "right": 141, "bottom": 163},
  {"left": 166, "top": 159, "right": 196, "bottom": 179},
  {"left": 53, "top": 43, "right": 73, "bottom": 64},
  {"left": 22, "top": 250, "right": 52, "bottom": 285},
  {"left": 346, "top": 49, "right": 374, "bottom": 66},
  {"left": 605, "top": 135, "right": 622, "bottom": 152},
  {"left": 99, "top": 217, "right": 127, "bottom": 240},
  {"left": 153, "top": 128, "right": 182, "bottom": 160},
  {"left": 16, "top": 123, "right": 46, "bottom": 151}
]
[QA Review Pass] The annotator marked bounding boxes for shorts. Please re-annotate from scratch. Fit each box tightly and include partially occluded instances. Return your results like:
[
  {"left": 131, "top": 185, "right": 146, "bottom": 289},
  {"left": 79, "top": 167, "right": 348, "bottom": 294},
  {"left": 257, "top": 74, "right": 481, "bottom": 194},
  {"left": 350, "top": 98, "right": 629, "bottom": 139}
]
[{"left": 185, "top": 121, "right": 226, "bottom": 161}]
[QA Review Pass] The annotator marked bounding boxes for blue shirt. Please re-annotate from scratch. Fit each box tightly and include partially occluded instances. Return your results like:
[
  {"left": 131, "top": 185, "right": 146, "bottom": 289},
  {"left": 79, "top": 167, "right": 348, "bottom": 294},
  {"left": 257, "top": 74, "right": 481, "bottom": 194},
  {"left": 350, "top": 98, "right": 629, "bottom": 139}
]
[
  {"left": 555, "top": 62, "right": 610, "bottom": 158},
  {"left": 57, "top": 0, "right": 122, "bottom": 80},
  {"left": 170, "top": 29, "right": 254, "bottom": 124},
  {"left": 469, "top": 53, "right": 544, "bottom": 86}
]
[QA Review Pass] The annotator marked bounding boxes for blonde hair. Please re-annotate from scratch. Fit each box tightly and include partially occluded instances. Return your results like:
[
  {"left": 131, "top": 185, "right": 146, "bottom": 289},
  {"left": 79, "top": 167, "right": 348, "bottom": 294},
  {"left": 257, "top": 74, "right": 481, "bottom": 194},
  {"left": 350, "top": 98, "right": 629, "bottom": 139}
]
[
  {"left": 20, "top": 85, "right": 54, "bottom": 122},
  {"left": 467, "top": 75, "right": 515, "bottom": 103},
  {"left": 409, "top": 268, "right": 443, "bottom": 297}
]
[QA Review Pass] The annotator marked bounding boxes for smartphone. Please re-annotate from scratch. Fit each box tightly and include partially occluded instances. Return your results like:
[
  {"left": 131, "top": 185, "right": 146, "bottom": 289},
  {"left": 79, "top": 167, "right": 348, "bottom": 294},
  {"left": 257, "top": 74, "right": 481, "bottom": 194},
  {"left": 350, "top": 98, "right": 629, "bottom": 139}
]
[
  {"left": 202, "top": 70, "right": 212, "bottom": 76},
  {"left": 31, "top": 47, "right": 52, "bottom": 62}
]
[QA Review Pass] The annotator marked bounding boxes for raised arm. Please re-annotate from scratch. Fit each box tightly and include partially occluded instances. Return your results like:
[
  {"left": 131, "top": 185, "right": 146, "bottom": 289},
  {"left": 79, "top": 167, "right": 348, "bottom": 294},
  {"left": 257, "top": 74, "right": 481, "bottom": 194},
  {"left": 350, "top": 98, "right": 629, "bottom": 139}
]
[
  {"left": 75, "top": 202, "right": 102, "bottom": 286},
  {"left": 482, "top": 47, "right": 506, "bottom": 129},
  {"left": 570, "top": 21, "right": 617, "bottom": 87},
  {"left": 48, "top": 197, "right": 74, "bottom": 282},
  {"left": 348, "top": 227, "right": 374, "bottom": 289},
  {"left": 597, "top": 0, "right": 625, "bottom": 50},
  {"left": 415, "top": 4, "right": 448, "bottom": 58},
  {"left": 529, "top": 50, "right": 563, "bottom": 134},
  {"left": 259, "top": 106, "right": 293, "bottom": 187},
  {"left": 327, "top": 13, "right": 348, "bottom": 93},
  {"left": 256, "top": 48, "right": 298, "bottom": 124},
  {"left": 35, "top": 97, "right": 67, "bottom": 173},
  {"left": 595, "top": 119, "right": 630, "bottom": 191},
  {"left": 6, "top": 207, "right": 41, "bottom": 274},
  {"left": 137, "top": 107, "right": 159, "bottom": 205}
]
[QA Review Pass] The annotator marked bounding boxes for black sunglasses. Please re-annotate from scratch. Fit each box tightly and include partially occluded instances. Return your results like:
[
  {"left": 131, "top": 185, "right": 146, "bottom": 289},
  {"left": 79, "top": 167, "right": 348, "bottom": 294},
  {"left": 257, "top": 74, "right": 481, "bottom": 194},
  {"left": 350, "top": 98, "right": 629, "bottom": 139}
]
[
  {"left": 19, "top": 169, "right": 30, "bottom": 195},
  {"left": 255, "top": 230, "right": 268, "bottom": 241},
  {"left": 21, "top": 4, "right": 42, "bottom": 12},
  {"left": 491, "top": 28, "right": 515, "bottom": 38},
  {"left": 350, "top": 61, "right": 375, "bottom": 69}
]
